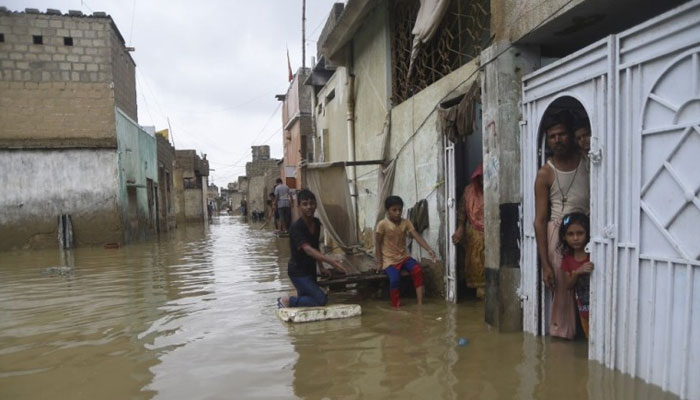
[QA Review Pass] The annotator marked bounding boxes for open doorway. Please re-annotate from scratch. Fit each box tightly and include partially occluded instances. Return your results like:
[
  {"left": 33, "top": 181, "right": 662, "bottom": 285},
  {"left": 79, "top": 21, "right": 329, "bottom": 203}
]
[
  {"left": 442, "top": 89, "right": 484, "bottom": 303},
  {"left": 454, "top": 103, "right": 484, "bottom": 301},
  {"left": 535, "top": 96, "right": 591, "bottom": 338}
]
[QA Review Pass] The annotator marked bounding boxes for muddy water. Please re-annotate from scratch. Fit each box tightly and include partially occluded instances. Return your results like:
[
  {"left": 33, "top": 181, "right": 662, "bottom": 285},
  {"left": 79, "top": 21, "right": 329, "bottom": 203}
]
[{"left": 0, "top": 216, "right": 677, "bottom": 399}]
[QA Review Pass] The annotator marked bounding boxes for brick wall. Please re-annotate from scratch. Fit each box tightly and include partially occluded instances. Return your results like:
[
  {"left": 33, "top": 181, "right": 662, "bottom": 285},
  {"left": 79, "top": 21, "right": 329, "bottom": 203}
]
[
  {"left": 245, "top": 158, "right": 280, "bottom": 178},
  {"left": 109, "top": 24, "right": 137, "bottom": 120},
  {"left": 0, "top": 10, "right": 135, "bottom": 147}
]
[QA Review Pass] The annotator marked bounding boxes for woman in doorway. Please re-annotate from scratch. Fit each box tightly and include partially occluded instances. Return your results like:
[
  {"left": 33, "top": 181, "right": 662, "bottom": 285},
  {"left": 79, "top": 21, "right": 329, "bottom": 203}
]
[{"left": 451, "top": 164, "right": 485, "bottom": 299}]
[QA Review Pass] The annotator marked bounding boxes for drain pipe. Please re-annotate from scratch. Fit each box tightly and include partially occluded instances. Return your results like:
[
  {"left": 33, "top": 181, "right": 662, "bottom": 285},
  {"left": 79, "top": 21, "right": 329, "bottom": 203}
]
[{"left": 346, "top": 66, "right": 358, "bottom": 243}]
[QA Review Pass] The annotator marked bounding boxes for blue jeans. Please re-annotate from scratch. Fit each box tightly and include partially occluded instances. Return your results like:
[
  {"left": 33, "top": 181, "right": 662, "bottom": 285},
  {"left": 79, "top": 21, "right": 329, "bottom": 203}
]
[{"left": 289, "top": 275, "right": 328, "bottom": 307}]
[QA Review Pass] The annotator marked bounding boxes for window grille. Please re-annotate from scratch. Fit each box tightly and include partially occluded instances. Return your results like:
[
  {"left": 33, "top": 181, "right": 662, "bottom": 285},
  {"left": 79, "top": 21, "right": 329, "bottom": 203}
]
[{"left": 390, "top": 0, "right": 490, "bottom": 104}]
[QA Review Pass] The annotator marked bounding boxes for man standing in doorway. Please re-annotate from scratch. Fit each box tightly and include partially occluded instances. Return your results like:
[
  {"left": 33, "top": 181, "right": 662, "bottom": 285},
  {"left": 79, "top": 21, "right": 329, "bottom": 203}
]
[
  {"left": 274, "top": 178, "right": 292, "bottom": 234},
  {"left": 534, "top": 110, "right": 590, "bottom": 339}
]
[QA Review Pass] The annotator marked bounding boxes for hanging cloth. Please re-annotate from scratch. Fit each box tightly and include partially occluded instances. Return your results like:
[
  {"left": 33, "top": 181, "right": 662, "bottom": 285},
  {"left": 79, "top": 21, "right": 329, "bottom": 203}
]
[{"left": 407, "top": 0, "right": 450, "bottom": 79}]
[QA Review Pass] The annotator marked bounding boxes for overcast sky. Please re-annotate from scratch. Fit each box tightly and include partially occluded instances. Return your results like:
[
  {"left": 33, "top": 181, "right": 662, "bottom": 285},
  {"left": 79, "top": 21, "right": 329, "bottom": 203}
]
[{"left": 6, "top": 0, "right": 342, "bottom": 187}]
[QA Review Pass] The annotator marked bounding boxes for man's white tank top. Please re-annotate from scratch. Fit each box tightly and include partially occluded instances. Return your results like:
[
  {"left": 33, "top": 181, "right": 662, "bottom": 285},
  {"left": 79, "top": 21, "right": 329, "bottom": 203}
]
[{"left": 548, "top": 158, "right": 589, "bottom": 221}]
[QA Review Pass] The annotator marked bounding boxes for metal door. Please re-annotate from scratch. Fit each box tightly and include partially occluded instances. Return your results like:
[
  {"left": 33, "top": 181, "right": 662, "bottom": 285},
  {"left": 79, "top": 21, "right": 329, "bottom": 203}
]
[
  {"left": 444, "top": 136, "right": 457, "bottom": 303},
  {"left": 520, "top": 38, "right": 613, "bottom": 336},
  {"left": 606, "top": 3, "right": 700, "bottom": 398}
]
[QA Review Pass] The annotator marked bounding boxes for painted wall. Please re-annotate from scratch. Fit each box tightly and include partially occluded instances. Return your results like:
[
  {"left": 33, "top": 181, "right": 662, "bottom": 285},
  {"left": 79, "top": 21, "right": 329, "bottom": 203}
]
[
  {"left": 0, "top": 149, "right": 122, "bottom": 250},
  {"left": 115, "top": 108, "right": 157, "bottom": 243},
  {"left": 349, "top": 2, "right": 391, "bottom": 243},
  {"left": 389, "top": 61, "right": 480, "bottom": 262}
]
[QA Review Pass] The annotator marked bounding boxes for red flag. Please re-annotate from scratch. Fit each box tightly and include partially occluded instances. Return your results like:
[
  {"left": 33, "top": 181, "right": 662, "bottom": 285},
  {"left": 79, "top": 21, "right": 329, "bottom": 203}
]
[{"left": 287, "top": 48, "right": 293, "bottom": 82}]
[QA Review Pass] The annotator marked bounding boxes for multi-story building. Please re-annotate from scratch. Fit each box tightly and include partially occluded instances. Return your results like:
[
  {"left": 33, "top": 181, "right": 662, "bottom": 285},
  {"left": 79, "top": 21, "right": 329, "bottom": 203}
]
[{"left": 276, "top": 68, "right": 313, "bottom": 189}]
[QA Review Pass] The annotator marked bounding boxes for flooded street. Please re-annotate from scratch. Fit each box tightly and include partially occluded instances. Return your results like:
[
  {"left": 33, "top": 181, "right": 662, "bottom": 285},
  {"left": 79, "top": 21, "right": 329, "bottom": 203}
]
[{"left": 0, "top": 216, "right": 677, "bottom": 400}]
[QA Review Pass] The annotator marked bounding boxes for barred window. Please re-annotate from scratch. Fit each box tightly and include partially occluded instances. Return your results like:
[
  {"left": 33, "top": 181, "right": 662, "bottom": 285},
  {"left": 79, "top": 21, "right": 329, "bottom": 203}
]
[{"left": 390, "top": 0, "right": 490, "bottom": 104}]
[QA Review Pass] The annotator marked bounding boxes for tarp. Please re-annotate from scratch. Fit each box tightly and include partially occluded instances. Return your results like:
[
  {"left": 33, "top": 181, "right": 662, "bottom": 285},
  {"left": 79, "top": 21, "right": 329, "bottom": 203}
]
[{"left": 306, "top": 165, "right": 359, "bottom": 250}]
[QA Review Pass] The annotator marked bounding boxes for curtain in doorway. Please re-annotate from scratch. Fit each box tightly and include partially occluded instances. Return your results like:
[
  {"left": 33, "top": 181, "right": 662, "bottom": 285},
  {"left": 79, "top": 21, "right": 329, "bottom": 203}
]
[{"left": 306, "top": 165, "right": 359, "bottom": 250}]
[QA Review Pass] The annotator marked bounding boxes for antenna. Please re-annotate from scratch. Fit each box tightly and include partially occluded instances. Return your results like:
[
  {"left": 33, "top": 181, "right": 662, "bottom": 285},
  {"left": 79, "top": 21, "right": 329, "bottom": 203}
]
[
  {"left": 302, "top": 0, "right": 306, "bottom": 69},
  {"left": 167, "top": 117, "right": 175, "bottom": 147}
]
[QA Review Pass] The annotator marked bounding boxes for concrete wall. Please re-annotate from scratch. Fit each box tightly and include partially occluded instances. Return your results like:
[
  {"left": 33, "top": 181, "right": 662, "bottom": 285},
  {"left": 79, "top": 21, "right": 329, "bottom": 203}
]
[
  {"left": 350, "top": 2, "right": 391, "bottom": 243},
  {"left": 247, "top": 175, "right": 267, "bottom": 216},
  {"left": 389, "top": 60, "right": 480, "bottom": 256},
  {"left": 156, "top": 134, "right": 176, "bottom": 231},
  {"left": 173, "top": 150, "right": 207, "bottom": 223},
  {"left": 313, "top": 70, "right": 348, "bottom": 162},
  {"left": 115, "top": 108, "right": 157, "bottom": 243},
  {"left": 184, "top": 188, "right": 204, "bottom": 222},
  {"left": 0, "top": 149, "right": 122, "bottom": 250},
  {"left": 490, "top": 0, "right": 583, "bottom": 42}
]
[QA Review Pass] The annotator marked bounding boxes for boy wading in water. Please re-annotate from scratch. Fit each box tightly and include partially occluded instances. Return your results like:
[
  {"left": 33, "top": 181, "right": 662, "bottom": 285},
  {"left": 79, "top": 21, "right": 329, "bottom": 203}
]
[
  {"left": 375, "top": 196, "right": 438, "bottom": 307},
  {"left": 278, "top": 189, "right": 347, "bottom": 308}
]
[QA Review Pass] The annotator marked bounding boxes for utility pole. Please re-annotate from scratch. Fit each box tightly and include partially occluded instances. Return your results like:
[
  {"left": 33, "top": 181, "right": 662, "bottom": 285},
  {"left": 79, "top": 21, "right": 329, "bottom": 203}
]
[{"left": 302, "top": 0, "right": 306, "bottom": 69}]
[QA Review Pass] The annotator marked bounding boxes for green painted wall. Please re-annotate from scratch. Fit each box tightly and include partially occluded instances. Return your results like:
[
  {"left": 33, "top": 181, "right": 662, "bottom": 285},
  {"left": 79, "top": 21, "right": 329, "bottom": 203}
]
[{"left": 115, "top": 108, "right": 158, "bottom": 243}]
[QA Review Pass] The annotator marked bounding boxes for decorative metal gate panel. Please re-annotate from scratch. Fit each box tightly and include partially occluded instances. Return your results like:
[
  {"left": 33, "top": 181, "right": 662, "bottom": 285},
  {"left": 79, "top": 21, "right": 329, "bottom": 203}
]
[
  {"left": 610, "top": 3, "right": 700, "bottom": 398},
  {"left": 521, "top": 2, "right": 700, "bottom": 398}
]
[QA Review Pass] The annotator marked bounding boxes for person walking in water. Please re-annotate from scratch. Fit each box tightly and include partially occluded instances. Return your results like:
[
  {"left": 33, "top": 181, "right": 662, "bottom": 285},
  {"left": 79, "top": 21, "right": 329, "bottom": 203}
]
[
  {"left": 375, "top": 195, "right": 438, "bottom": 308},
  {"left": 278, "top": 189, "right": 347, "bottom": 308},
  {"left": 274, "top": 178, "right": 292, "bottom": 234},
  {"left": 534, "top": 110, "right": 590, "bottom": 339}
]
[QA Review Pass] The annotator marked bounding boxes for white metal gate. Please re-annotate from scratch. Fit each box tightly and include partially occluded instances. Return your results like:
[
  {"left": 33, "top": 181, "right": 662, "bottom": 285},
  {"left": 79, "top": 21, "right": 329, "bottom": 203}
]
[
  {"left": 444, "top": 137, "right": 457, "bottom": 303},
  {"left": 521, "top": 37, "right": 613, "bottom": 336},
  {"left": 520, "top": 2, "right": 700, "bottom": 398}
]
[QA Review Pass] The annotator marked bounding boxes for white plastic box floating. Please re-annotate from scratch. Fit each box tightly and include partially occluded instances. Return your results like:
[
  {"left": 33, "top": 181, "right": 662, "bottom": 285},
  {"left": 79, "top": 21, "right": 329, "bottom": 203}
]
[{"left": 277, "top": 304, "right": 361, "bottom": 323}]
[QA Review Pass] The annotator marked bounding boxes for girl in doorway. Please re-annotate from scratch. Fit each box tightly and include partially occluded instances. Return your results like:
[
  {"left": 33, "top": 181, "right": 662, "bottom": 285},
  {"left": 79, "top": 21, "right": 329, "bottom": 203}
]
[{"left": 558, "top": 212, "right": 594, "bottom": 339}]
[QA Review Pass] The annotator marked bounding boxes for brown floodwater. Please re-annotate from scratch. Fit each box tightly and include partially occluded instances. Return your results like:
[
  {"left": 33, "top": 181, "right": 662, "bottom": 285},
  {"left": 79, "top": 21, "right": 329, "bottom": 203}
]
[{"left": 0, "top": 215, "right": 678, "bottom": 399}]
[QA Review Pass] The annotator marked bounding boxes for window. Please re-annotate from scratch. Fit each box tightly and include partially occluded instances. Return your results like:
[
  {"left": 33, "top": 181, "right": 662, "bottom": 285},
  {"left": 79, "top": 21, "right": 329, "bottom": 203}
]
[
  {"left": 63, "top": 37, "right": 73, "bottom": 46},
  {"left": 32, "top": 35, "right": 43, "bottom": 45},
  {"left": 325, "top": 89, "right": 335, "bottom": 104},
  {"left": 0, "top": 33, "right": 4, "bottom": 43}
]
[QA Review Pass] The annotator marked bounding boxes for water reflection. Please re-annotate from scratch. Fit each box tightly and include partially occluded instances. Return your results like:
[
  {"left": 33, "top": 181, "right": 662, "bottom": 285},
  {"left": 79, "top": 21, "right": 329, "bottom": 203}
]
[{"left": 0, "top": 215, "right": 678, "bottom": 399}]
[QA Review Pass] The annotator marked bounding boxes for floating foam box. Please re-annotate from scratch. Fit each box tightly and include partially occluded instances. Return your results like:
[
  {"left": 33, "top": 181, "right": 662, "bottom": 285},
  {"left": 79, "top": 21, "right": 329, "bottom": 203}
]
[{"left": 277, "top": 304, "right": 362, "bottom": 323}]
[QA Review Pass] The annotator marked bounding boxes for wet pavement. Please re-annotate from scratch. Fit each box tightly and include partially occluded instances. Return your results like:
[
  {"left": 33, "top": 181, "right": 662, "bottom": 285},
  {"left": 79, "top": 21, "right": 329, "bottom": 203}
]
[{"left": 0, "top": 215, "right": 678, "bottom": 399}]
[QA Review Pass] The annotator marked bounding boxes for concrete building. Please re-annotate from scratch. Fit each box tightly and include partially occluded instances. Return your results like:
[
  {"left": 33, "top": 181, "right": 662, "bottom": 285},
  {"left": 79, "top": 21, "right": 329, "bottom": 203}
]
[
  {"left": 277, "top": 68, "right": 313, "bottom": 189},
  {"left": 245, "top": 145, "right": 281, "bottom": 218},
  {"left": 0, "top": 7, "right": 157, "bottom": 250},
  {"left": 173, "top": 150, "right": 209, "bottom": 223},
  {"left": 313, "top": 1, "right": 699, "bottom": 398},
  {"left": 312, "top": 0, "right": 489, "bottom": 294},
  {"left": 156, "top": 130, "right": 176, "bottom": 232}
]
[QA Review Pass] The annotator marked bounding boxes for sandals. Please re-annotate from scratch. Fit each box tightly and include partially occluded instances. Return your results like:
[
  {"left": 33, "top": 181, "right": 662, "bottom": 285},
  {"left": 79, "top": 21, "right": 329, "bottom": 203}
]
[{"left": 277, "top": 296, "right": 290, "bottom": 308}]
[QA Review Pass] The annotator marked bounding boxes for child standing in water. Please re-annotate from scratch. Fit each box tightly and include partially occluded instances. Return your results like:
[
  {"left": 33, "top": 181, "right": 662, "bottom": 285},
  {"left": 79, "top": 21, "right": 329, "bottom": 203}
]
[
  {"left": 375, "top": 195, "right": 438, "bottom": 308},
  {"left": 559, "top": 212, "right": 594, "bottom": 339}
]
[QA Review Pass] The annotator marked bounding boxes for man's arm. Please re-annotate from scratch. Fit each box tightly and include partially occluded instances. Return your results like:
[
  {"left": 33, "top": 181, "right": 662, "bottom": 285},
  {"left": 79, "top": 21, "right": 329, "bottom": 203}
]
[
  {"left": 374, "top": 231, "right": 384, "bottom": 272},
  {"left": 534, "top": 166, "right": 555, "bottom": 289},
  {"left": 300, "top": 243, "right": 347, "bottom": 273}
]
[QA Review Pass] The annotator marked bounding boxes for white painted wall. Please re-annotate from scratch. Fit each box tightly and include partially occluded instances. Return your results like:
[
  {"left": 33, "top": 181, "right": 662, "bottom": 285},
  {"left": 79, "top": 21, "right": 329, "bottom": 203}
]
[{"left": 0, "top": 149, "right": 121, "bottom": 249}]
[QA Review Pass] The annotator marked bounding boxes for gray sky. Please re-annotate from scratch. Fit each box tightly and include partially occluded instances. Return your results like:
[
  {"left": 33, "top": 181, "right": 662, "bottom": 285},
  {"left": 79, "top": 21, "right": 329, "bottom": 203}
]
[{"left": 5, "top": 0, "right": 342, "bottom": 187}]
